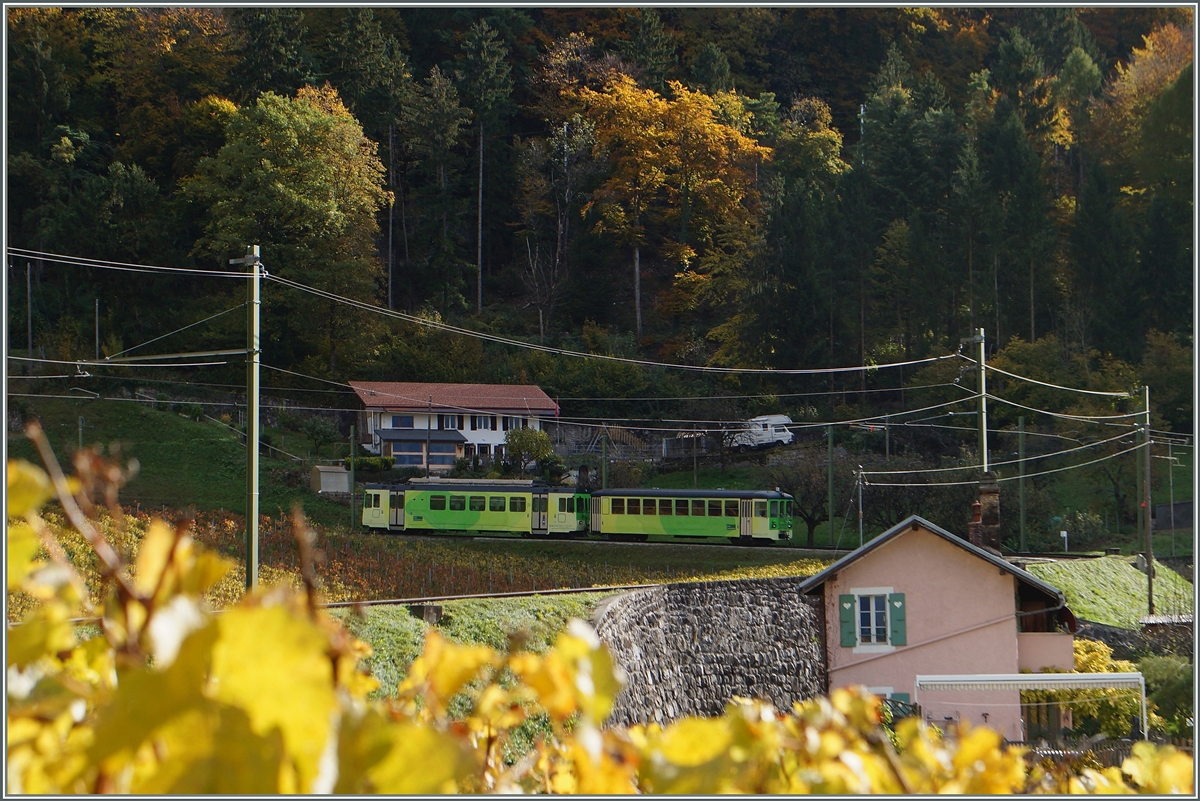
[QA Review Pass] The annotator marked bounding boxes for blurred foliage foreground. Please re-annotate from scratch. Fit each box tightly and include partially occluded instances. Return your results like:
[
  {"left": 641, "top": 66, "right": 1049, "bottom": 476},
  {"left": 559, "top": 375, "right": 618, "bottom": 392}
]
[{"left": 6, "top": 425, "right": 1194, "bottom": 793}]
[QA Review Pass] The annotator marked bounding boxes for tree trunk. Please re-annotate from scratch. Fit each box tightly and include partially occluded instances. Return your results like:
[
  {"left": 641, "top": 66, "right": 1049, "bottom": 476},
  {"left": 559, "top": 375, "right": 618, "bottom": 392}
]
[
  {"left": 634, "top": 244, "right": 642, "bottom": 340},
  {"left": 388, "top": 123, "right": 395, "bottom": 311},
  {"left": 477, "top": 121, "right": 484, "bottom": 314},
  {"left": 1029, "top": 254, "right": 1035, "bottom": 342}
]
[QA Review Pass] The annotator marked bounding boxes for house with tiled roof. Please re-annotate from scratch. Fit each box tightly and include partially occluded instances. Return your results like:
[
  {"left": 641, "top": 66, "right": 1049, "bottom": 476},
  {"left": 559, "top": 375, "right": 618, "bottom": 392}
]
[{"left": 349, "top": 382, "right": 557, "bottom": 472}]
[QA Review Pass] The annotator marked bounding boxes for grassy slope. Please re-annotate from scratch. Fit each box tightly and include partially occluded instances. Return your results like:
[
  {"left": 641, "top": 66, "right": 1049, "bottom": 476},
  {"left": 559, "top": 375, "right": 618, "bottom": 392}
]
[
  {"left": 1025, "top": 556, "right": 1194, "bottom": 628},
  {"left": 8, "top": 395, "right": 347, "bottom": 527}
]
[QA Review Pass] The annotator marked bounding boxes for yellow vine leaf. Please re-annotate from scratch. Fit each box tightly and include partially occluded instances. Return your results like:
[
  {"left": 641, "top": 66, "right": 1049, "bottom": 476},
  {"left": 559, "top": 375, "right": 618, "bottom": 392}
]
[
  {"left": 7, "top": 460, "right": 54, "bottom": 518},
  {"left": 208, "top": 604, "right": 338, "bottom": 792},
  {"left": 335, "top": 711, "right": 474, "bottom": 794},
  {"left": 398, "top": 629, "right": 499, "bottom": 716},
  {"left": 7, "top": 521, "right": 43, "bottom": 591}
]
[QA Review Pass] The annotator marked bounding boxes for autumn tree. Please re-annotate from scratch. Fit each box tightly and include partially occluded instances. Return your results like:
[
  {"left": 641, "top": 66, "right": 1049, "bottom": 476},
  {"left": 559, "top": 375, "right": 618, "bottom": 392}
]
[
  {"left": 227, "top": 8, "right": 313, "bottom": 103},
  {"left": 579, "top": 74, "right": 672, "bottom": 340},
  {"left": 183, "top": 85, "right": 389, "bottom": 374}
]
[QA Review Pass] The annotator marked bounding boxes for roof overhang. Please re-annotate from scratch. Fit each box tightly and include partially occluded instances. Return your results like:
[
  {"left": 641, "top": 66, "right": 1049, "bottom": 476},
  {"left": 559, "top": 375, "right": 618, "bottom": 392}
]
[
  {"left": 377, "top": 429, "right": 467, "bottom": 443},
  {"left": 915, "top": 673, "right": 1145, "bottom": 692},
  {"left": 914, "top": 672, "right": 1148, "bottom": 739}
]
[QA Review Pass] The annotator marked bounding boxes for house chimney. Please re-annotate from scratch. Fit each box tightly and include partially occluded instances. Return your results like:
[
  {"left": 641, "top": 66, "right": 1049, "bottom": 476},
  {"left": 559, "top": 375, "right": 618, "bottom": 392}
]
[
  {"left": 977, "top": 472, "right": 1001, "bottom": 552},
  {"left": 968, "top": 500, "right": 983, "bottom": 547}
]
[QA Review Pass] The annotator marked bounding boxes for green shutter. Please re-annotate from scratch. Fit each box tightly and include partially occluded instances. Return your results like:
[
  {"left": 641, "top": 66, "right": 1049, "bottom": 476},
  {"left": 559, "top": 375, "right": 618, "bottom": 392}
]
[
  {"left": 839, "top": 594, "right": 856, "bottom": 647},
  {"left": 888, "top": 593, "right": 906, "bottom": 646},
  {"left": 891, "top": 692, "right": 910, "bottom": 703}
]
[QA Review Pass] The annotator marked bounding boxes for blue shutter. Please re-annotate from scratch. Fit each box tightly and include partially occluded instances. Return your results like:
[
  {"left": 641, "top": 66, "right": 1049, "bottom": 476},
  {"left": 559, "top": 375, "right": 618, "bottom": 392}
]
[
  {"left": 839, "top": 594, "right": 856, "bottom": 647},
  {"left": 890, "top": 692, "right": 910, "bottom": 703},
  {"left": 888, "top": 593, "right": 906, "bottom": 646}
]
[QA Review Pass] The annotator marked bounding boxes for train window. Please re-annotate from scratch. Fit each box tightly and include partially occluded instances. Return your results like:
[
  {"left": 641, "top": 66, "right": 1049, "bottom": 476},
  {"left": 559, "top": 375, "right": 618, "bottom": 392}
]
[
  {"left": 725, "top": 500, "right": 738, "bottom": 517},
  {"left": 612, "top": 498, "right": 625, "bottom": 514},
  {"left": 429, "top": 495, "right": 447, "bottom": 510},
  {"left": 676, "top": 499, "right": 689, "bottom": 516},
  {"left": 708, "top": 500, "right": 721, "bottom": 517},
  {"left": 449, "top": 495, "right": 466, "bottom": 511},
  {"left": 392, "top": 492, "right": 404, "bottom": 509},
  {"left": 659, "top": 499, "right": 672, "bottom": 515},
  {"left": 559, "top": 497, "right": 568, "bottom": 513},
  {"left": 755, "top": 501, "right": 767, "bottom": 518},
  {"left": 489, "top": 496, "right": 506, "bottom": 512},
  {"left": 642, "top": 498, "right": 656, "bottom": 515},
  {"left": 692, "top": 499, "right": 705, "bottom": 516},
  {"left": 373, "top": 494, "right": 381, "bottom": 509},
  {"left": 770, "top": 501, "right": 778, "bottom": 517},
  {"left": 510, "top": 496, "right": 527, "bottom": 512},
  {"left": 469, "top": 496, "right": 485, "bottom": 512},
  {"left": 628, "top": 498, "right": 640, "bottom": 515},
  {"left": 785, "top": 501, "right": 793, "bottom": 516}
]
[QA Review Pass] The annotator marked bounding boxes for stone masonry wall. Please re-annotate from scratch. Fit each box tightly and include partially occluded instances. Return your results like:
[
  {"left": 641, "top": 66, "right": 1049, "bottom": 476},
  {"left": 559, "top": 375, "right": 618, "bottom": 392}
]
[{"left": 592, "top": 577, "right": 826, "bottom": 727}]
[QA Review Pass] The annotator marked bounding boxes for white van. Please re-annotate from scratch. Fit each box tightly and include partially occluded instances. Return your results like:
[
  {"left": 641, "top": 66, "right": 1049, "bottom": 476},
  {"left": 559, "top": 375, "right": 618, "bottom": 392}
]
[{"left": 730, "top": 414, "right": 794, "bottom": 451}]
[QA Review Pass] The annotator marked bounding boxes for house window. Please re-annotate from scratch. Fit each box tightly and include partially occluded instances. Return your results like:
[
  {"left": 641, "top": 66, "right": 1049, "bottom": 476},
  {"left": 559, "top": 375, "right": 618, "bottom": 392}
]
[
  {"left": 439, "top": 414, "right": 463, "bottom": 430},
  {"left": 859, "top": 595, "right": 888, "bottom": 644},
  {"left": 392, "top": 441, "right": 422, "bottom": 466},
  {"left": 428, "top": 442, "right": 457, "bottom": 466},
  {"left": 839, "top": 588, "right": 906, "bottom": 650},
  {"left": 473, "top": 415, "right": 492, "bottom": 430},
  {"left": 392, "top": 415, "right": 414, "bottom": 428}
]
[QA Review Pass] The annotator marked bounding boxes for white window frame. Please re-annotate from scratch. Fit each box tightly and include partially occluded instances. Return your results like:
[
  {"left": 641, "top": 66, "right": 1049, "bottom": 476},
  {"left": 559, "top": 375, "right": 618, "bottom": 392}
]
[{"left": 851, "top": 585, "right": 895, "bottom": 654}]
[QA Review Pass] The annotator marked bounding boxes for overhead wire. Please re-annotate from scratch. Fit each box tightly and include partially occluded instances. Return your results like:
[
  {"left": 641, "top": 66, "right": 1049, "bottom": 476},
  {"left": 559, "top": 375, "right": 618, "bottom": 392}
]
[
  {"left": 863, "top": 442, "right": 1146, "bottom": 487},
  {"left": 984, "top": 393, "right": 1142, "bottom": 423},
  {"left": 8, "top": 247, "right": 251, "bottom": 279},
  {"left": 971, "top": 358, "right": 1137, "bottom": 398},
  {"left": 860, "top": 429, "right": 1138, "bottom": 477},
  {"left": 8, "top": 355, "right": 228, "bottom": 369},
  {"left": 105, "top": 303, "right": 246, "bottom": 360},
  {"left": 266, "top": 272, "right": 959, "bottom": 376}
]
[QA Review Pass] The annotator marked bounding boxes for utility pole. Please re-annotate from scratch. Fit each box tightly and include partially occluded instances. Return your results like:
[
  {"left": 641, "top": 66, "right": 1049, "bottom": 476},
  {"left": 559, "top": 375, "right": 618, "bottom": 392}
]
[
  {"left": 857, "top": 467, "right": 864, "bottom": 548},
  {"left": 693, "top": 428, "right": 698, "bottom": 489},
  {"left": 978, "top": 328, "right": 988, "bottom": 474},
  {"left": 1142, "top": 385, "right": 1154, "bottom": 614},
  {"left": 602, "top": 434, "right": 608, "bottom": 489},
  {"left": 78, "top": 416, "right": 84, "bottom": 452},
  {"left": 1018, "top": 416, "right": 1027, "bottom": 552},
  {"left": 27, "top": 263, "right": 33, "bottom": 376},
  {"left": 230, "top": 245, "right": 261, "bottom": 590},
  {"left": 94, "top": 298, "right": 100, "bottom": 359},
  {"left": 827, "top": 425, "right": 834, "bottom": 547},
  {"left": 426, "top": 396, "right": 433, "bottom": 477},
  {"left": 349, "top": 425, "right": 356, "bottom": 530}
]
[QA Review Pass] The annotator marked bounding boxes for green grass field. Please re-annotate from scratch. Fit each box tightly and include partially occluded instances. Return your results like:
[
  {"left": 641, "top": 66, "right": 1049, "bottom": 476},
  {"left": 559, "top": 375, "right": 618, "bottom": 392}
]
[
  {"left": 1025, "top": 555, "right": 1194, "bottom": 629},
  {"left": 8, "top": 394, "right": 348, "bottom": 527}
]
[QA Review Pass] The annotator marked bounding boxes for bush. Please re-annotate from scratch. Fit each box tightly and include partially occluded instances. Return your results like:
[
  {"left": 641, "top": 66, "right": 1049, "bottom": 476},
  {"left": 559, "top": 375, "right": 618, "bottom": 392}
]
[
  {"left": 344, "top": 456, "right": 395, "bottom": 472},
  {"left": 276, "top": 407, "right": 301, "bottom": 431},
  {"left": 182, "top": 403, "right": 205, "bottom": 421}
]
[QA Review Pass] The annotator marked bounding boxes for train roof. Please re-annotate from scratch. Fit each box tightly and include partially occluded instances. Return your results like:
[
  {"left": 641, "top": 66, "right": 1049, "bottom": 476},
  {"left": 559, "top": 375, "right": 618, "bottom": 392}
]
[
  {"left": 589, "top": 488, "right": 794, "bottom": 500},
  {"left": 364, "top": 482, "right": 578, "bottom": 493}
]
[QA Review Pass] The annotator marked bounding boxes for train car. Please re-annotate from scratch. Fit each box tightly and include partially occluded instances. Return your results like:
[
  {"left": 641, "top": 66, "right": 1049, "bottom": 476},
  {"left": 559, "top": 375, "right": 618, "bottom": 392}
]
[
  {"left": 589, "top": 488, "right": 793, "bottom": 543},
  {"left": 362, "top": 478, "right": 588, "bottom": 537}
]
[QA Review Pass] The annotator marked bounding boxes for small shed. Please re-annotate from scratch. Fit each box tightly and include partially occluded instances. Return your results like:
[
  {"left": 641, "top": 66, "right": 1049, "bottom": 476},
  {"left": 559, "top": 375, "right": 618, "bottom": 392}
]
[{"left": 311, "top": 464, "right": 350, "bottom": 494}]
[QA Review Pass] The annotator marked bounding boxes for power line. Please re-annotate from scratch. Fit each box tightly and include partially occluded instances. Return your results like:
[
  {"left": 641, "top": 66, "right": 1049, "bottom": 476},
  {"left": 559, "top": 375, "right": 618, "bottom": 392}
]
[
  {"left": 105, "top": 303, "right": 246, "bottom": 360},
  {"left": 863, "top": 442, "right": 1146, "bottom": 487},
  {"left": 8, "top": 247, "right": 251, "bottom": 279},
  {"left": 985, "top": 393, "right": 1142, "bottom": 423},
  {"left": 267, "top": 273, "right": 959, "bottom": 377},
  {"left": 8, "top": 355, "right": 229, "bottom": 370},
  {"left": 970, "top": 358, "right": 1137, "bottom": 398},
  {"left": 556, "top": 382, "right": 970, "bottom": 402},
  {"left": 861, "top": 430, "right": 1138, "bottom": 477}
]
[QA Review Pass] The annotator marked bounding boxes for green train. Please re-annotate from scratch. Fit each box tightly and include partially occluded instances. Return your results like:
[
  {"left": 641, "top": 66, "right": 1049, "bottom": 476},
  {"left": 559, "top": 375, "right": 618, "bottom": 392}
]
[{"left": 361, "top": 479, "right": 793, "bottom": 543}]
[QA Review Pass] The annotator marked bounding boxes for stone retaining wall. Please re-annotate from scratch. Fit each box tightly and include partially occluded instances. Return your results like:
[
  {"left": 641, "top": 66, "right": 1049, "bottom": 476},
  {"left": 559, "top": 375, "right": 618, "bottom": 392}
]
[{"left": 592, "top": 577, "right": 826, "bottom": 727}]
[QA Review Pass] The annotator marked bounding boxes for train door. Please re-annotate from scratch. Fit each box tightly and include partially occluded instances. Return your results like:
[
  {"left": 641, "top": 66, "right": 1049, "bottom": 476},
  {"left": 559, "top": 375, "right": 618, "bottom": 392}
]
[
  {"left": 390, "top": 491, "right": 405, "bottom": 529},
  {"left": 739, "top": 499, "right": 753, "bottom": 538},
  {"left": 532, "top": 492, "right": 549, "bottom": 534}
]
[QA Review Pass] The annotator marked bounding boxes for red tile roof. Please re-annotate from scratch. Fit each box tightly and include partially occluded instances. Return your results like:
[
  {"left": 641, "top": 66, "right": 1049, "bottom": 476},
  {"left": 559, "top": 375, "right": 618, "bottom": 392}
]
[{"left": 349, "top": 381, "right": 557, "bottom": 414}]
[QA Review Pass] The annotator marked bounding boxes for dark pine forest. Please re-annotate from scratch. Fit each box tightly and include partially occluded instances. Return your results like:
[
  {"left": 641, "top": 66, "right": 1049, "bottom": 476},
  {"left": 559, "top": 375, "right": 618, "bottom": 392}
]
[{"left": 7, "top": 7, "right": 1194, "bottom": 452}]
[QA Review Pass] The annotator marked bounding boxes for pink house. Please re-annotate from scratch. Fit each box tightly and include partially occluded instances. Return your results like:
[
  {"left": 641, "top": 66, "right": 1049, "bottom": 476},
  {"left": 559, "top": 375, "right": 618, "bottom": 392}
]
[{"left": 799, "top": 516, "right": 1077, "bottom": 742}]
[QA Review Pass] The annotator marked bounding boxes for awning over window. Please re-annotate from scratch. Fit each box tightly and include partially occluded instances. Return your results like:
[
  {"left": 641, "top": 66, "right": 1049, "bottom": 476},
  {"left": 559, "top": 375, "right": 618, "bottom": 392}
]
[
  {"left": 377, "top": 429, "right": 466, "bottom": 443},
  {"left": 914, "top": 673, "right": 1147, "bottom": 739}
]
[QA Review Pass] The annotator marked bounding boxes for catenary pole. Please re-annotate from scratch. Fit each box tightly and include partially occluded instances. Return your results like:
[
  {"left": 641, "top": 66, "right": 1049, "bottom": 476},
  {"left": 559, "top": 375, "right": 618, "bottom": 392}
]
[
  {"left": 349, "top": 425, "right": 356, "bottom": 531},
  {"left": 230, "top": 245, "right": 261, "bottom": 590},
  {"left": 1143, "top": 385, "right": 1154, "bottom": 614},
  {"left": 978, "top": 328, "right": 988, "bottom": 474},
  {"left": 827, "top": 425, "right": 834, "bottom": 547},
  {"left": 1019, "top": 416, "right": 1027, "bottom": 552}
]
